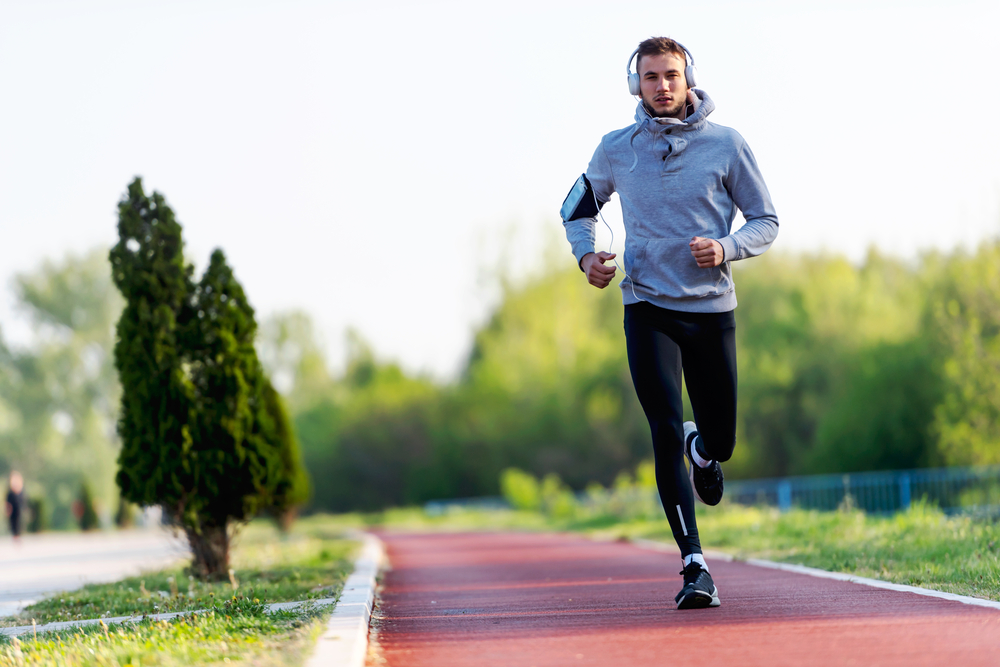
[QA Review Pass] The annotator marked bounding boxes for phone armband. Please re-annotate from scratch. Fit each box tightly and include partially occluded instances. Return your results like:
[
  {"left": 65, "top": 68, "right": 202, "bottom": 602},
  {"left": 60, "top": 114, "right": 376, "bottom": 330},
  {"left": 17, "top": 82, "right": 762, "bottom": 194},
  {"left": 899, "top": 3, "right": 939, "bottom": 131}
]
[{"left": 560, "top": 174, "right": 602, "bottom": 222}]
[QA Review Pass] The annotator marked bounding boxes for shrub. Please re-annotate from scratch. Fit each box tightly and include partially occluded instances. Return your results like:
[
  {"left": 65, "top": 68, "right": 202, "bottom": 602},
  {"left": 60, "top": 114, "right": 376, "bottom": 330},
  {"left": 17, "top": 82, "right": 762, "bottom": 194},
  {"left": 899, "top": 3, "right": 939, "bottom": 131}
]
[
  {"left": 540, "top": 473, "right": 577, "bottom": 519},
  {"left": 500, "top": 468, "right": 541, "bottom": 511}
]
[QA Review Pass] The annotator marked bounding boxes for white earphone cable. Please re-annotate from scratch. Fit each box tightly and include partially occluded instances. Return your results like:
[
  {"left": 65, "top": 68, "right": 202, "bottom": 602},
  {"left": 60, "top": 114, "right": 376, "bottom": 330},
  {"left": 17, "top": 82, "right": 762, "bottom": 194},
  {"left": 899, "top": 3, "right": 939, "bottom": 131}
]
[{"left": 593, "top": 189, "right": 638, "bottom": 301}]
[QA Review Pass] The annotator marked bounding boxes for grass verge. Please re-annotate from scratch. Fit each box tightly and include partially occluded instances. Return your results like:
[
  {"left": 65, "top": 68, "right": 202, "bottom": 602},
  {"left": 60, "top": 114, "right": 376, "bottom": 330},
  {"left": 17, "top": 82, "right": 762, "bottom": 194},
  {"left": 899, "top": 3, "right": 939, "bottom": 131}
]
[
  {"left": 625, "top": 500, "right": 1000, "bottom": 601},
  {"left": 0, "top": 598, "right": 330, "bottom": 667},
  {"left": 0, "top": 520, "right": 357, "bottom": 666}
]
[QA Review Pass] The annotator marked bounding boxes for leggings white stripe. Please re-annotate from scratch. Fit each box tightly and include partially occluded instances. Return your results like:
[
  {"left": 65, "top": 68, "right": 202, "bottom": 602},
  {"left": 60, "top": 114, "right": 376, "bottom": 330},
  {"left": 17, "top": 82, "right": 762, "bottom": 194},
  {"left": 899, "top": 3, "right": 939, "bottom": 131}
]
[{"left": 676, "top": 505, "right": 688, "bottom": 536}]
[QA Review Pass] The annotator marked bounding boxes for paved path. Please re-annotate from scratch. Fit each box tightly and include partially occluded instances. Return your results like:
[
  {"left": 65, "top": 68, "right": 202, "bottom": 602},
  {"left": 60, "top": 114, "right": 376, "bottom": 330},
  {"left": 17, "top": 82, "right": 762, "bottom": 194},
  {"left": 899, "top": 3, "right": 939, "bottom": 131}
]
[
  {"left": 372, "top": 532, "right": 1000, "bottom": 667},
  {"left": 0, "top": 530, "right": 189, "bottom": 617}
]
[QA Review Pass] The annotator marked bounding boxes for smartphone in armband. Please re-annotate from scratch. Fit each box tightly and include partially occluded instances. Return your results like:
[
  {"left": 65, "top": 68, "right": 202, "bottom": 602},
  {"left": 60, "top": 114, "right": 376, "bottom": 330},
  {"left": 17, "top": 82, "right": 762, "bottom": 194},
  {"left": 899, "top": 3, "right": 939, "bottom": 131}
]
[{"left": 560, "top": 174, "right": 601, "bottom": 222}]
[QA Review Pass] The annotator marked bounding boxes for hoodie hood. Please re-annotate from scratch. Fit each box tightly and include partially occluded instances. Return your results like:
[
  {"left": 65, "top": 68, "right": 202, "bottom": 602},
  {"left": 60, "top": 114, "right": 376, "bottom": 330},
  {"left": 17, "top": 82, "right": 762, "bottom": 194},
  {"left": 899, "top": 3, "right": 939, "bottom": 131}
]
[
  {"left": 628, "top": 89, "right": 716, "bottom": 171},
  {"left": 635, "top": 88, "right": 715, "bottom": 127}
]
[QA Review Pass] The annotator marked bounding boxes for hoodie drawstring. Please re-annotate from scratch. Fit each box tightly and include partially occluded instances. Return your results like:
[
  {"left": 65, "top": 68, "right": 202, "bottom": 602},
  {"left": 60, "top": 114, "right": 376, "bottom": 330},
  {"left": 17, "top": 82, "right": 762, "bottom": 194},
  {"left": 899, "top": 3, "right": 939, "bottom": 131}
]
[{"left": 628, "top": 116, "right": 649, "bottom": 173}]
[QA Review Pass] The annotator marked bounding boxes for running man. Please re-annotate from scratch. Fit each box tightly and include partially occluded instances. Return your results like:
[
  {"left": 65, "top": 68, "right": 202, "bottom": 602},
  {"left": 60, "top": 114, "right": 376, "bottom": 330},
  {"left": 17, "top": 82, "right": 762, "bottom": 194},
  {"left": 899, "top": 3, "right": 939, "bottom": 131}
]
[{"left": 560, "top": 37, "right": 778, "bottom": 609}]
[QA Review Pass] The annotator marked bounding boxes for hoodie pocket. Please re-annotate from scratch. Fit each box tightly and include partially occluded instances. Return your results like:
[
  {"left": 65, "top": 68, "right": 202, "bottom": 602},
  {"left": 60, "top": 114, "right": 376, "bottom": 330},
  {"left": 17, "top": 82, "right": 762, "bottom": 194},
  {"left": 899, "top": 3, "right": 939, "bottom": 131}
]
[{"left": 631, "top": 237, "right": 731, "bottom": 299}]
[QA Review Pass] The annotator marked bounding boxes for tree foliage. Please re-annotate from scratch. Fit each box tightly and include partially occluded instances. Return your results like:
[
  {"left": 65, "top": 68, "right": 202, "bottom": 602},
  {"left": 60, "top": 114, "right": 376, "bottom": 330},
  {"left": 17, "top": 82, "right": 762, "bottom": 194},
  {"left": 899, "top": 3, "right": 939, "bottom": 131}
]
[
  {"left": 930, "top": 242, "right": 1000, "bottom": 464},
  {"left": 110, "top": 178, "right": 196, "bottom": 515},
  {"left": 9, "top": 219, "right": 1000, "bottom": 519},
  {"left": 261, "top": 377, "right": 310, "bottom": 529},
  {"left": 287, "top": 240, "right": 1000, "bottom": 512}
]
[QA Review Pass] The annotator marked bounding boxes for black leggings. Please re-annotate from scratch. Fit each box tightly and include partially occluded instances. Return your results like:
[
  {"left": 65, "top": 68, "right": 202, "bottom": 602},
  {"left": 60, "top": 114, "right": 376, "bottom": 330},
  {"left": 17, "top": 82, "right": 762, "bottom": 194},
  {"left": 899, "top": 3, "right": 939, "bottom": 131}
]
[{"left": 624, "top": 302, "right": 737, "bottom": 557}]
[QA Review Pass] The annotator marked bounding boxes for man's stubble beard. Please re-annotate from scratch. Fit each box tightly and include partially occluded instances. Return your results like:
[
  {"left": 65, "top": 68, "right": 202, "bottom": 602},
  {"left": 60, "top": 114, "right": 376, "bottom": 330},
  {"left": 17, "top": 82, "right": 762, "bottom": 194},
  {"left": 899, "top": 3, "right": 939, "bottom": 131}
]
[{"left": 642, "top": 91, "right": 687, "bottom": 120}]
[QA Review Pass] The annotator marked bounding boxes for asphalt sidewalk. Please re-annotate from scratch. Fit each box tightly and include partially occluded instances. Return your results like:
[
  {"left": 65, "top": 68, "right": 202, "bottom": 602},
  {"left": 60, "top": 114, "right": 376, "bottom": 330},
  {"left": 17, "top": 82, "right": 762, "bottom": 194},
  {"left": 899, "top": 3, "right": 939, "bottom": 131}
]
[
  {"left": 0, "top": 530, "right": 188, "bottom": 617},
  {"left": 371, "top": 531, "right": 1000, "bottom": 667}
]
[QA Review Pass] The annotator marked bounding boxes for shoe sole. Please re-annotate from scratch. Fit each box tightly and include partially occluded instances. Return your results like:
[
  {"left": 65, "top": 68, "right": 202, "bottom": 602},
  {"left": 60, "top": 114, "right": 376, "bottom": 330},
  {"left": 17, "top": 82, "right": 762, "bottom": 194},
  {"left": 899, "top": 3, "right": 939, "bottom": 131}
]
[
  {"left": 676, "top": 586, "right": 721, "bottom": 610},
  {"left": 686, "top": 435, "right": 724, "bottom": 506},
  {"left": 684, "top": 424, "right": 708, "bottom": 505},
  {"left": 687, "top": 457, "right": 707, "bottom": 505}
]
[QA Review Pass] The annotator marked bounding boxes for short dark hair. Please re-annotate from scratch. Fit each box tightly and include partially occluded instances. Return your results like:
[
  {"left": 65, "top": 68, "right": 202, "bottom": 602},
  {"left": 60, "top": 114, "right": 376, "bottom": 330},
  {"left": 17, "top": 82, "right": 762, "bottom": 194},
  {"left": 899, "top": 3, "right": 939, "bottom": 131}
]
[{"left": 635, "top": 36, "right": 688, "bottom": 78}]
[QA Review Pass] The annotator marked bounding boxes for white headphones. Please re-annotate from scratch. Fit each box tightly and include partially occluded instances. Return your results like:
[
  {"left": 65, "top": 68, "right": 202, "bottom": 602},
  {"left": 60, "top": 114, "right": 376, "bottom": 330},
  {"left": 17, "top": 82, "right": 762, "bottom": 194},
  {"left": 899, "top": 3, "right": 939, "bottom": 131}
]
[{"left": 627, "top": 41, "right": 698, "bottom": 96}]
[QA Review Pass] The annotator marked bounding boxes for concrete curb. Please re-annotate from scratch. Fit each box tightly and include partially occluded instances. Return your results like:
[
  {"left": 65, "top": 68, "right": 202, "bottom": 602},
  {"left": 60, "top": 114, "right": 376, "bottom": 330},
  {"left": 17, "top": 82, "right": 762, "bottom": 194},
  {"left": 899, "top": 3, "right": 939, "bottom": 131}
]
[
  {"left": 304, "top": 532, "right": 384, "bottom": 667},
  {"left": 630, "top": 537, "right": 1000, "bottom": 611}
]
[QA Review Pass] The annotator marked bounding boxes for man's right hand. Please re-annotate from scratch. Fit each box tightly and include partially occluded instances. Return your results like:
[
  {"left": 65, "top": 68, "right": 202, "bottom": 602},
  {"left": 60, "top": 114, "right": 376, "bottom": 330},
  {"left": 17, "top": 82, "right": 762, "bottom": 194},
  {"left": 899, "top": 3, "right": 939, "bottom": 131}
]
[{"left": 581, "top": 251, "right": 617, "bottom": 289}]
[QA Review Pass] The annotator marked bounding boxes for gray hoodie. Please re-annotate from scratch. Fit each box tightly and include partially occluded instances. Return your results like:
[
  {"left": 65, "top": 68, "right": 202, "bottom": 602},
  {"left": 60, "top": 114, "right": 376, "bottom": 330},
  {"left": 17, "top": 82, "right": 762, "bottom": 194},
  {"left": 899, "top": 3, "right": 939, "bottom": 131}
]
[{"left": 563, "top": 89, "right": 778, "bottom": 313}]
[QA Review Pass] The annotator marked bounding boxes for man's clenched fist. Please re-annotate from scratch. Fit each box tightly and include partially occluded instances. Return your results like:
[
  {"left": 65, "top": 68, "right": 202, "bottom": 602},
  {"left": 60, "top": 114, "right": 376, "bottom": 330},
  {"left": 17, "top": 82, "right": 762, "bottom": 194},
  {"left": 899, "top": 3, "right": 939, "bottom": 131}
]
[
  {"left": 581, "top": 251, "right": 617, "bottom": 289},
  {"left": 689, "top": 237, "right": 724, "bottom": 268}
]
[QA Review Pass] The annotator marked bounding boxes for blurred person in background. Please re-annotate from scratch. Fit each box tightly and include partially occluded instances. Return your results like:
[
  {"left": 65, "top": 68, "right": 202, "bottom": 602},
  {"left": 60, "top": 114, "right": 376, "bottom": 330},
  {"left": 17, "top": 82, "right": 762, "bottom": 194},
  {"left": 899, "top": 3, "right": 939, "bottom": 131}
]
[
  {"left": 560, "top": 36, "right": 778, "bottom": 609},
  {"left": 5, "top": 470, "right": 25, "bottom": 542}
]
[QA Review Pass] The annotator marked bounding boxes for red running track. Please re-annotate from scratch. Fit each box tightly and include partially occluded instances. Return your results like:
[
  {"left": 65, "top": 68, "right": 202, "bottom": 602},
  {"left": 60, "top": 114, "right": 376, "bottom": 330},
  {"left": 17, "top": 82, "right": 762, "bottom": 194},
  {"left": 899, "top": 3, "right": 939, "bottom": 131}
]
[{"left": 371, "top": 532, "right": 1000, "bottom": 667}]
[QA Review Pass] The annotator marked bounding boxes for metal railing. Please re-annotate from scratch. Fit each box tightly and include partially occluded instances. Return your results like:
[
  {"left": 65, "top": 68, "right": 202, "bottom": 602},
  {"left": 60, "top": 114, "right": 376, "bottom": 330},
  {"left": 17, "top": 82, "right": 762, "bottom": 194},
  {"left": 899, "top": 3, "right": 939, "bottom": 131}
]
[
  {"left": 424, "top": 465, "right": 1000, "bottom": 517},
  {"left": 726, "top": 465, "right": 1000, "bottom": 515}
]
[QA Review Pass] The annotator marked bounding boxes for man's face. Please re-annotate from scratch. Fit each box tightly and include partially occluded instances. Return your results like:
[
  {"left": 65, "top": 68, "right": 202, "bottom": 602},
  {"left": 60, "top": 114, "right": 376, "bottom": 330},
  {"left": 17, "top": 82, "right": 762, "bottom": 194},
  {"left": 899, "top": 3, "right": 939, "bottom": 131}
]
[{"left": 638, "top": 52, "right": 689, "bottom": 119}]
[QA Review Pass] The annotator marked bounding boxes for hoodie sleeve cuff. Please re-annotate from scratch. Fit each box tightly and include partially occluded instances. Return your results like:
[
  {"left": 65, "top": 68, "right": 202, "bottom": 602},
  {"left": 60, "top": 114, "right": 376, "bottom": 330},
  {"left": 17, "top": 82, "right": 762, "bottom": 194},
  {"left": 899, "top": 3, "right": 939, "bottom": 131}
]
[
  {"left": 718, "top": 236, "right": 739, "bottom": 262},
  {"left": 573, "top": 243, "right": 596, "bottom": 271}
]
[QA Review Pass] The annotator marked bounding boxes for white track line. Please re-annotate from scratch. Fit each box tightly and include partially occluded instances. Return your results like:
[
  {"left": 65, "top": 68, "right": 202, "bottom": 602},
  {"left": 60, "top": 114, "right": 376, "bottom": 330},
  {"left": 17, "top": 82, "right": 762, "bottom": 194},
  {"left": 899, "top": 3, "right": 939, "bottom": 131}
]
[
  {"left": 305, "top": 532, "right": 384, "bottom": 667},
  {"left": 630, "top": 537, "right": 1000, "bottom": 611}
]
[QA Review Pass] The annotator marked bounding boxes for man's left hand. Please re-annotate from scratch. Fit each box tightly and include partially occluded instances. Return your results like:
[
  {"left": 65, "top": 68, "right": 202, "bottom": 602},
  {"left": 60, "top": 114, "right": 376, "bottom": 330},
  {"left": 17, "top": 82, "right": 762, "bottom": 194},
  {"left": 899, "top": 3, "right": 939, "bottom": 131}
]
[{"left": 689, "top": 237, "right": 724, "bottom": 268}]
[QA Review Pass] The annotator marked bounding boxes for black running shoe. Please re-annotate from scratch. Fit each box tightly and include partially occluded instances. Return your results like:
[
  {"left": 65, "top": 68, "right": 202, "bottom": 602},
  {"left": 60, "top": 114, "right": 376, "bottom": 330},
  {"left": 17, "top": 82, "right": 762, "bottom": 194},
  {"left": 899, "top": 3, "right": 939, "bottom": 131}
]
[
  {"left": 684, "top": 421, "right": 724, "bottom": 506},
  {"left": 674, "top": 562, "right": 721, "bottom": 610}
]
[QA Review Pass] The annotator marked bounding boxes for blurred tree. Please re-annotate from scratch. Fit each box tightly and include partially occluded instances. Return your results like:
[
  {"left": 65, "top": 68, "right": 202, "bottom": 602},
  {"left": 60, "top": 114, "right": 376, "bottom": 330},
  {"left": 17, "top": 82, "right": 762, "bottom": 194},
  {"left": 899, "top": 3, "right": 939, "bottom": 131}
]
[
  {"left": 930, "top": 241, "right": 1000, "bottom": 464},
  {"left": 459, "top": 262, "right": 648, "bottom": 489},
  {"left": 75, "top": 480, "right": 99, "bottom": 531},
  {"left": 114, "top": 492, "right": 136, "bottom": 529},
  {"left": 287, "top": 247, "right": 954, "bottom": 511},
  {"left": 97, "top": 233, "right": 999, "bottom": 515},
  {"left": 257, "top": 311, "right": 332, "bottom": 412},
  {"left": 0, "top": 250, "right": 123, "bottom": 527},
  {"left": 732, "top": 249, "right": 926, "bottom": 477},
  {"left": 313, "top": 333, "right": 440, "bottom": 511},
  {"left": 292, "top": 397, "right": 342, "bottom": 511},
  {"left": 27, "top": 496, "right": 48, "bottom": 533},
  {"left": 808, "top": 339, "right": 944, "bottom": 472}
]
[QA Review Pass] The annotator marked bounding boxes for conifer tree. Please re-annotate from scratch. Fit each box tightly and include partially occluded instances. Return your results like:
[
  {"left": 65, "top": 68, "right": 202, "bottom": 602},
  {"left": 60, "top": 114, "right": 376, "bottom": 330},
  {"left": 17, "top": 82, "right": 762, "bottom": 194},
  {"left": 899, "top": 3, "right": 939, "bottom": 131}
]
[
  {"left": 183, "top": 248, "right": 281, "bottom": 573},
  {"left": 110, "top": 178, "right": 282, "bottom": 577},
  {"left": 110, "top": 177, "right": 196, "bottom": 517}
]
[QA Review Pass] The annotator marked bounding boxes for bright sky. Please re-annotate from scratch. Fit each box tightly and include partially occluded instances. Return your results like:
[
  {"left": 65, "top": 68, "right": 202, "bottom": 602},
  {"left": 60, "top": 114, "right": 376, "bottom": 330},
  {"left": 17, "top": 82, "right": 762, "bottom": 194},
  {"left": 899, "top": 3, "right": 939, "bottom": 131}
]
[{"left": 2, "top": 0, "right": 998, "bottom": 378}]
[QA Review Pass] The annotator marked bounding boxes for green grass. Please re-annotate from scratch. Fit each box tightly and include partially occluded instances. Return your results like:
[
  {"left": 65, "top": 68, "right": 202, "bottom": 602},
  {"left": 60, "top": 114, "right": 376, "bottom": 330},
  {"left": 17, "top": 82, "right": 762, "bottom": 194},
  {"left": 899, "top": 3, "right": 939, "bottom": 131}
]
[
  {"left": 0, "top": 521, "right": 358, "bottom": 666},
  {"left": 687, "top": 501, "right": 1000, "bottom": 600},
  {"left": 311, "top": 499, "right": 1000, "bottom": 602},
  {"left": 0, "top": 597, "right": 330, "bottom": 667}
]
